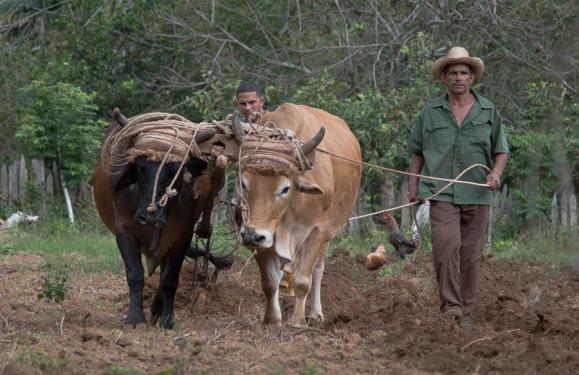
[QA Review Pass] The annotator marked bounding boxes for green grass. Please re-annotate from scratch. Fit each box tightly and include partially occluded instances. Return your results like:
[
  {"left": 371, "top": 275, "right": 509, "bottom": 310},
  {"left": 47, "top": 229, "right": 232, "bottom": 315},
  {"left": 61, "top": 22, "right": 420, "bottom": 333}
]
[
  {"left": 16, "top": 348, "right": 74, "bottom": 374},
  {"left": 493, "top": 227, "right": 579, "bottom": 267},
  {"left": 103, "top": 364, "right": 144, "bottom": 375},
  {"left": 2, "top": 214, "right": 122, "bottom": 274},
  {"left": 330, "top": 228, "right": 391, "bottom": 256},
  {"left": 3, "top": 206, "right": 575, "bottom": 278}
]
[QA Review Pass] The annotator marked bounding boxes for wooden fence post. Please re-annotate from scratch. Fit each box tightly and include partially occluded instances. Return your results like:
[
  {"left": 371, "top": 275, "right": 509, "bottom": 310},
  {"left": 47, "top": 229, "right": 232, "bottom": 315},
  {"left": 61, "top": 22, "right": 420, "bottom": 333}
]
[
  {"left": 570, "top": 194, "right": 577, "bottom": 227},
  {"left": 18, "top": 155, "right": 27, "bottom": 200},
  {"left": 0, "top": 163, "right": 7, "bottom": 204},
  {"left": 561, "top": 193, "right": 569, "bottom": 227},
  {"left": 550, "top": 193, "right": 559, "bottom": 228},
  {"left": 8, "top": 160, "right": 18, "bottom": 202},
  {"left": 31, "top": 158, "right": 46, "bottom": 211}
]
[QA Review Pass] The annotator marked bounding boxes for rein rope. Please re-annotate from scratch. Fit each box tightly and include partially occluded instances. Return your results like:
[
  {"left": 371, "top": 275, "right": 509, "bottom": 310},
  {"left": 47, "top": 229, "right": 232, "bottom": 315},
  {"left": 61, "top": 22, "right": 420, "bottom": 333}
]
[{"left": 314, "top": 148, "right": 492, "bottom": 221}]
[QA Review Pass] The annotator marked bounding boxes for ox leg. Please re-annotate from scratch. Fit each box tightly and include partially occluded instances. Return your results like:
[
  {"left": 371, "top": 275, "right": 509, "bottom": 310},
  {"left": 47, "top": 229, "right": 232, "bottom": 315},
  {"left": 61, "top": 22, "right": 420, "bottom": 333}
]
[
  {"left": 117, "top": 233, "right": 146, "bottom": 326},
  {"left": 154, "top": 251, "right": 187, "bottom": 329},
  {"left": 150, "top": 262, "right": 165, "bottom": 322},
  {"left": 290, "top": 230, "right": 326, "bottom": 328},
  {"left": 254, "top": 251, "right": 283, "bottom": 326},
  {"left": 309, "top": 243, "right": 328, "bottom": 323}
]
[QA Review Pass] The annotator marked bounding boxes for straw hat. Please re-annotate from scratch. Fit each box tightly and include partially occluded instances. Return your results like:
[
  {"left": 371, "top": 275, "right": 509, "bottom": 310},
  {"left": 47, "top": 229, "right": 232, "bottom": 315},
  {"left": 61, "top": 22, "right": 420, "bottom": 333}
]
[{"left": 432, "top": 47, "right": 484, "bottom": 84}]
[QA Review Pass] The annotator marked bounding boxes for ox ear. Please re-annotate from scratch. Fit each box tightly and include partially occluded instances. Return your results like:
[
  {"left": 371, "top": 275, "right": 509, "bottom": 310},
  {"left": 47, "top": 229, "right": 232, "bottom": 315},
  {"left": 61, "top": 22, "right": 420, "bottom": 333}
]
[
  {"left": 186, "top": 157, "right": 208, "bottom": 178},
  {"left": 114, "top": 164, "right": 137, "bottom": 192},
  {"left": 294, "top": 176, "right": 324, "bottom": 195}
]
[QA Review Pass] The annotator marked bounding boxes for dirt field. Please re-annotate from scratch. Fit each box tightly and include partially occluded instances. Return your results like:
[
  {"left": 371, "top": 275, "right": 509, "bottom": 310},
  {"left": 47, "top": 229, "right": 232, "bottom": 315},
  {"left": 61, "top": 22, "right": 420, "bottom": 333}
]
[{"left": 1, "top": 248, "right": 578, "bottom": 374}]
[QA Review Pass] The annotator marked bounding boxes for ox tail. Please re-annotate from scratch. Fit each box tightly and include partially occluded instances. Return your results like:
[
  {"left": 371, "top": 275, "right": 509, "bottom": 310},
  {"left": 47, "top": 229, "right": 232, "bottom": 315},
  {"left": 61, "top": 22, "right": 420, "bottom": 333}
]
[{"left": 186, "top": 246, "right": 235, "bottom": 270}]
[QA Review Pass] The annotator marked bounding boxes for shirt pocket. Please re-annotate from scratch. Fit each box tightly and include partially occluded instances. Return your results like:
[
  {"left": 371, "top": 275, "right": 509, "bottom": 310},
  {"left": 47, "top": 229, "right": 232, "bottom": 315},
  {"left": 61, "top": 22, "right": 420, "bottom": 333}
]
[
  {"left": 425, "top": 121, "right": 454, "bottom": 151},
  {"left": 465, "top": 119, "right": 492, "bottom": 150}
]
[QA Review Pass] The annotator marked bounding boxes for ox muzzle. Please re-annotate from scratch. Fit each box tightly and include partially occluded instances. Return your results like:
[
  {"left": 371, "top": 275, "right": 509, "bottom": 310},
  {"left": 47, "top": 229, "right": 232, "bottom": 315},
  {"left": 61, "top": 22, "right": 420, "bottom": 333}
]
[
  {"left": 135, "top": 206, "right": 167, "bottom": 228},
  {"left": 239, "top": 225, "right": 273, "bottom": 249}
]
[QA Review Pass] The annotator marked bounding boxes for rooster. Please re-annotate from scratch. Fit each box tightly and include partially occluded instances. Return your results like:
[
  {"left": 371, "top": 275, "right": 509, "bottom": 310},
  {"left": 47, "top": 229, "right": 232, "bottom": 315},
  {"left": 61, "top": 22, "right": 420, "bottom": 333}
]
[
  {"left": 383, "top": 213, "right": 419, "bottom": 259},
  {"left": 365, "top": 213, "right": 420, "bottom": 271}
]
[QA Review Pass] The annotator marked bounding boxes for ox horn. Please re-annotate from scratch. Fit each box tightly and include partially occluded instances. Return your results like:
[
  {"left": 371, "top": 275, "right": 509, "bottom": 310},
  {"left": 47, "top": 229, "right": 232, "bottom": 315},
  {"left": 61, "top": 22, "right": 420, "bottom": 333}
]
[
  {"left": 112, "top": 107, "right": 129, "bottom": 127},
  {"left": 231, "top": 111, "right": 245, "bottom": 143},
  {"left": 300, "top": 127, "right": 325, "bottom": 155},
  {"left": 194, "top": 128, "right": 217, "bottom": 144}
]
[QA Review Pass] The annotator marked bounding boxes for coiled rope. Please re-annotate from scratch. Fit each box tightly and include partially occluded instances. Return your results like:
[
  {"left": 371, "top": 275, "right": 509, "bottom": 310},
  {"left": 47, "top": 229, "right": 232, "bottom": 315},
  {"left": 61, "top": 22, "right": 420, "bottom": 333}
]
[
  {"left": 234, "top": 119, "right": 313, "bottom": 229},
  {"left": 101, "top": 112, "right": 226, "bottom": 213}
]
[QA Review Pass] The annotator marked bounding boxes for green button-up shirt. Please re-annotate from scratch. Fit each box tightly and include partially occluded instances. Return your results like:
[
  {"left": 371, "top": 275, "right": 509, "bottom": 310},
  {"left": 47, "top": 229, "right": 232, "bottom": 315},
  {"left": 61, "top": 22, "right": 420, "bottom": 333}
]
[{"left": 408, "top": 91, "right": 509, "bottom": 205}]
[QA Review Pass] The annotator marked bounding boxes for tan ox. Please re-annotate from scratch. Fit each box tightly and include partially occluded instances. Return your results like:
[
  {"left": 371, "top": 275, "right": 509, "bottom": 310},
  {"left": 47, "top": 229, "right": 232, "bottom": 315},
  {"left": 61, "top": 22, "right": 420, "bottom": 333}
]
[{"left": 236, "top": 103, "right": 362, "bottom": 327}]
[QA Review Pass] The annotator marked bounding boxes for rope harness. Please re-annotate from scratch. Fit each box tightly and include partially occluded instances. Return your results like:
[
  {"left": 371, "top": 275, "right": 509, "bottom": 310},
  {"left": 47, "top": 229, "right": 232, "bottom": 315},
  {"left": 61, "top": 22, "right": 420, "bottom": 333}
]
[
  {"left": 101, "top": 112, "right": 228, "bottom": 214},
  {"left": 235, "top": 121, "right": 314, "bottom": 230}
]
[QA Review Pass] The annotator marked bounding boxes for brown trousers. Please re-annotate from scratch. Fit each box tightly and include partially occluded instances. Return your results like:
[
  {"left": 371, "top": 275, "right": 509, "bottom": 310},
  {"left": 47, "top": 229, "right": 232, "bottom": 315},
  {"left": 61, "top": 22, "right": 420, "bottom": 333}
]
[{"left": 429, "top": 201, "right": 489, "bottom": 316}]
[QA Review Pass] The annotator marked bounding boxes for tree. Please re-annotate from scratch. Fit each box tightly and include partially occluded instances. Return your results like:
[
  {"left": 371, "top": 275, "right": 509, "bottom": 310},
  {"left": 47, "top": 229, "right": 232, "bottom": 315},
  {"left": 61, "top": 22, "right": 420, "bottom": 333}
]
[{"left": 16, "top": 80, "right": 106, "bottom": 223}]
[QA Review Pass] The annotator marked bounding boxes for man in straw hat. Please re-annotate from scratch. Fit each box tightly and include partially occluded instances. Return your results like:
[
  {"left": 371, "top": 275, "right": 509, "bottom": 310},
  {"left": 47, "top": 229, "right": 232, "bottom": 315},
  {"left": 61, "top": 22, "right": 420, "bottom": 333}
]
[{"left": 407, "top": 47, "right": 510, "bottom": 327}]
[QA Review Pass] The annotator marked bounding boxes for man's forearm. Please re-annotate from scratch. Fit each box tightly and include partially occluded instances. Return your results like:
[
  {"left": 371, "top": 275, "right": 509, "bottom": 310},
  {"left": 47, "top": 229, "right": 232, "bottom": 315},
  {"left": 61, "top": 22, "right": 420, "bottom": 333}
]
[
  {"left": 409, "top": 153, "right": 425, "bottom": 188},
  {"left": 492, "top": 153, "right": 509, "bottom": 176},
  {"left": 486, "top": 152, "right": 509, "bottom": 190}
]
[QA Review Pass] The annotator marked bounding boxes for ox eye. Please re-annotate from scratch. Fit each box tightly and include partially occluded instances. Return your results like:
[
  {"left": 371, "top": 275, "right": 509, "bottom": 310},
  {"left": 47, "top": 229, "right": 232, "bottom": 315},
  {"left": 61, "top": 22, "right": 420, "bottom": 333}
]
[
  {"left": 278, "top": 185, "right": 291, "bottom": 197},
  {"left": 241, "top": 177, "right": 249, "bottom": 193}
]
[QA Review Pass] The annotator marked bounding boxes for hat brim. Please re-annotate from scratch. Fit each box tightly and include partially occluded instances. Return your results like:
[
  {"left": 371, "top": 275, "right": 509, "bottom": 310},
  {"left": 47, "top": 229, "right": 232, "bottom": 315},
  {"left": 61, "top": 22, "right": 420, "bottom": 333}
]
[{"left": 432, "top": 57, "right": 484, "bottom": 84}]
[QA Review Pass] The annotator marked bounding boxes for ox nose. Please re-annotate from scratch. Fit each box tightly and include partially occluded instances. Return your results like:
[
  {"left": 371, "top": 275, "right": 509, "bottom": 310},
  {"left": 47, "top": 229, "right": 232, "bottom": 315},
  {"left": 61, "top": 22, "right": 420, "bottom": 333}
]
[
  {"left": 241, "top": 227, "right": 267, "bottom": 247},
  {"left": 136, "top": 210, "right": 166, "bottom": 228}
]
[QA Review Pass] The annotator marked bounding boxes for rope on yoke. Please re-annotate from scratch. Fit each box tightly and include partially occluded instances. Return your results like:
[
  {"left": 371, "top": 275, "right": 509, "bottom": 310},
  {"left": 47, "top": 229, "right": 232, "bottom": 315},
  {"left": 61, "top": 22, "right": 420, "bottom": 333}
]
[
  {"left": 101, "top": 111, "right": 223, "bottom": 214},
  {"left": 313, "top": 147, "right": 492, "bottom": 222},
  {"left": 234, "top": 120, "right": 314, "bottom": 232}
]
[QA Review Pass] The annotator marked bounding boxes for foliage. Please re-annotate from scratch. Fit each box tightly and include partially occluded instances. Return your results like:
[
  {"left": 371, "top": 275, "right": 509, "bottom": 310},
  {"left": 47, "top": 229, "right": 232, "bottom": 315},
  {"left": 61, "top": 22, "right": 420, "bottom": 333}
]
[
  {"left": 493, "top": 227, "right": 579, "bottom": 267},
  {"left": 301, "top": 361, "right": 322, "bottom": 375},
  {"left": 16, "top": 348, "right": 74, "bottom": 375},
  {"left": 0, "top": 0, "right": 576, "bottom": 236},
  {"left": 37, "top": 262, "right": 70, "bottom": 304},
  {"left": 16, "top": 80, "right": 106, "bottom": 187},
  {"left": 0, "top": 243, "right": 15, "bottom": 256},
  {"left": 103, "top": 364, "right": 144, "bottom": 375}
]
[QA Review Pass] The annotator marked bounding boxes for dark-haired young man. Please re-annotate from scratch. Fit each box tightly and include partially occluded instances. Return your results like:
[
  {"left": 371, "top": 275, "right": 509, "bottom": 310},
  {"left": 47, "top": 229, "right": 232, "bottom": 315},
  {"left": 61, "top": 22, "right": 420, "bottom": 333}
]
[{"left": 235, "top": 81, "right": 265, "bottom": 121}]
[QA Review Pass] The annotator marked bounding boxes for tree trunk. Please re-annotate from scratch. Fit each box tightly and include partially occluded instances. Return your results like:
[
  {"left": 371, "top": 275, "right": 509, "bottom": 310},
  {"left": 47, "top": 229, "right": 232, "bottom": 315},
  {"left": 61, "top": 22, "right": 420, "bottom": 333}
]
[
  {"left": 60, "top": 170, "right": 75, "bottom": 225},
  {"left": 399, "top": 178, "right": 410, "bottom": 231},
  {"left": 54, "top": 159, "right": 74, "bottom": 224},
  {"left": 547, "top": 16, "right": 578, "bottom": 229}
]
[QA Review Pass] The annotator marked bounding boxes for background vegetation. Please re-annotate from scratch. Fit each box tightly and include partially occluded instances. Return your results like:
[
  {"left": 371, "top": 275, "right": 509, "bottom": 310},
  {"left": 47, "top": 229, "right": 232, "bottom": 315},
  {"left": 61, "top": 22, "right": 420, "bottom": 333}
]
[{"left": 0, "top": 0, "right": 577, "bottom": 263}]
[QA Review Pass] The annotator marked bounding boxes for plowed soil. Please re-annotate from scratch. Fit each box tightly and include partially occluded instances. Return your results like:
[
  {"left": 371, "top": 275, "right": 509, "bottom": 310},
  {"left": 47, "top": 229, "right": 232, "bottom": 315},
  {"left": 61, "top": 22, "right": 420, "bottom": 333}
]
[{"left": 1, "top": 248, "right": 578, "bottom": 374}]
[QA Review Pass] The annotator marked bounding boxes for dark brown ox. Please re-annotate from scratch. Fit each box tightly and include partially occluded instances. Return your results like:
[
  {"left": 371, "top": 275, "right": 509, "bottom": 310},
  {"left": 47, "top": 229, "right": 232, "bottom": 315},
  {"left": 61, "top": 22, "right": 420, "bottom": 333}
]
[
  {"left": 93, "top": 109, "right": 237, "bottom": 328},
  {"left": 236, "top": 103, "right": 362, "bottom": 327}
]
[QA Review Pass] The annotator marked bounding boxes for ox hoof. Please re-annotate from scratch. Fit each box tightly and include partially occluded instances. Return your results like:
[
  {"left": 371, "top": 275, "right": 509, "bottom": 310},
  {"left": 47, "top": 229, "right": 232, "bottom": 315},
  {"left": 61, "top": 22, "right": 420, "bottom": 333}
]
[
  {"left": 308, "top": 313, "right": 325, "bottom": 326},
  {"left": 125, "top": 311, "right": 146, "bottom": 327},
  {"left": 153, "top": 314, "right": 176, "bottom": 330},
  {"left": 151, "top": 313, "right": 175, "bottom": 329},
  {"left": 262, "top": 318, "right": 282, "bottom": 327}
]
